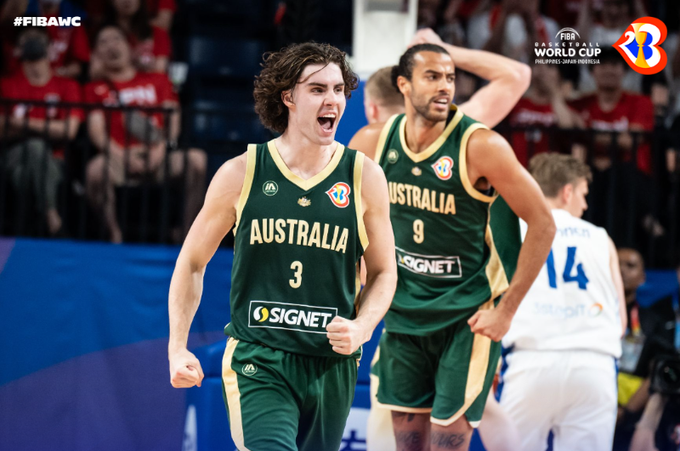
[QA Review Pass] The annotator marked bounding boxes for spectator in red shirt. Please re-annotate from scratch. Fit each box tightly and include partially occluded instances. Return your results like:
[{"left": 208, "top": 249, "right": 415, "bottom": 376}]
[
  {"left": 146, "top": 0, "right": 175, "bottom": 31},
  {"left": 0, "top": 0, "right": 90, "bottom": 78},
  {"left": 569, "top": 48, "right": 655, "bottom": 174},
  {"left": 84, "top": 25, "right": 205, "bottom": 243},
  {"left": 0, "top": 26, "right": 82, "bottom": 235},
  {"left": 90, "top": 0, "right": 170, "bottom": 79},
  {"left": 508, "top": 64, "right": 583, "bottom": 165},
  {"left": 84, "top": 0, "right": 176, "bottom": 31}
]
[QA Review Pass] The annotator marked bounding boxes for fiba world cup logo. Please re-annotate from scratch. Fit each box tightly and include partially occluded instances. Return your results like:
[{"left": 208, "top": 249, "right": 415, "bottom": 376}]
[{"left": 613, "top": 16, "right": 667, "bottom": 75}]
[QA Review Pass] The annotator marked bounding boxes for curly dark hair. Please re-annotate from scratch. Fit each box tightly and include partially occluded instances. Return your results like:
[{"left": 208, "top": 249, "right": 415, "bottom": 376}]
[
  {"left": 391, "top": 44, "right": 449, "bottom": 90},
  {"left": 254, "top": 42, "right": 359, "bottom": 134}
]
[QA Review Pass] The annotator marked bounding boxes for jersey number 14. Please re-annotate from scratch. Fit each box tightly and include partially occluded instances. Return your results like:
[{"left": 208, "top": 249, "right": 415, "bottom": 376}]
[{"left": 546, "top": 246, "right": 589, "bottom": 290}]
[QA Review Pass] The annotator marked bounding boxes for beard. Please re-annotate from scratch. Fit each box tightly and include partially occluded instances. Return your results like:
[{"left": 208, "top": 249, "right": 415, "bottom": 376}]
[{"left": 410, "top": 93, "right": 449, "bottom": 123}]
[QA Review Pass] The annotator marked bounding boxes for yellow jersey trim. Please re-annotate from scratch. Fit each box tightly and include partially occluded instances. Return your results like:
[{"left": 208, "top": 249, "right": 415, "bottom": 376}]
[
  {"left": 430, "top": 298, "right": 495, "bottom": 427},
  {"left": 374, "top": 114, "right": 399, "bottom": 163},
  {"left": 233, "top": 144, "right": 257, "bottom": 236},
  {"left": 399, "top": 105, "right": 464, "bottom": 164},
  {"left": 353, "top": 152, "right": 369, "bottom": 251},
  {"left": 222, "top": 338, "right": 251, "bottom": 451},
  {"left": 484, "top": 213, "right": 510, "bottom": 301},
  {"left": 267, "top": 140, "right": 345, "bottom": 191},
  {"left": 458, "top": 123, "right": 496, "bottom": 203}
]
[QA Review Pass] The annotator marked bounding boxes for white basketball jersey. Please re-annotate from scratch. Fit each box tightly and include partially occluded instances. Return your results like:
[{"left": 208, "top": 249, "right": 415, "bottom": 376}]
[{"left": 503, "top": 209, "right": 622, "bottom": 357}]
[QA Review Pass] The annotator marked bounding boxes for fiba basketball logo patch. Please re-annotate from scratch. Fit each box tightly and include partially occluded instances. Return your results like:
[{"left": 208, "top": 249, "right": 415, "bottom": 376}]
[
  {"left": 431, "top": 157, "right": 454, "bottom": 181},
  {"left": 242, "top": 363, "right": 258, "bottom": 376},
  {"left": 614, "top": 16, "right": 667, "bottom": 75},
  {"left": 326, "top": 182, "right": 351, "bottom": 208}
]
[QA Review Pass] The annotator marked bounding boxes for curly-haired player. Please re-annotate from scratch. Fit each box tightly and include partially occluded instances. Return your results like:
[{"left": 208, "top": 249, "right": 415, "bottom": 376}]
[{"left": 168, "top": 42, "right": 397, "bottom": 451}]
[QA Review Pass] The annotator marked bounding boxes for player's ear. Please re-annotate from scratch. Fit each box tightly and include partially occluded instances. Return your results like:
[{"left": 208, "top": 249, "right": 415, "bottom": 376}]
[
  {"left": 396, "top": 75, "right": 410, "bottom": 96},
  {"left": 369, "top": 103, "right": 379, "bottom": 123},
  {"left": 282, "top": 89, "right": 294, "bottom": 108},
  {"left": 561, "top": 183, "right": 574, "bottom": 204}
]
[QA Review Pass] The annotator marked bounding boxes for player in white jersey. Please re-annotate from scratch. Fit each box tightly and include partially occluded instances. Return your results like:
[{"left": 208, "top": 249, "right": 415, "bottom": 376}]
[{"left": 500, "top": 153, "right": 628, "bottom": 451}]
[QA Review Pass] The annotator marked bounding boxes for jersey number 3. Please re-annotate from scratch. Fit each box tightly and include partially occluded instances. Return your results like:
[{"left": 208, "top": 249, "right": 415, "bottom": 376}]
[
  {"left": 290, "top": 261, "right": 303, "bottom": 289},
  {"left": 546, "top": 247, "right": 589, "bottom": 290}
]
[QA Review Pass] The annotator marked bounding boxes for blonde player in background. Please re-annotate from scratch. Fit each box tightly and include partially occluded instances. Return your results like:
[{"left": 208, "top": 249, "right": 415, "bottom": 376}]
[
  {"left": 500, "top": 153, "right": 627, "bottom": 451},
  {"left": 361, "top": 28, "right": 531, "bottom": 451}
]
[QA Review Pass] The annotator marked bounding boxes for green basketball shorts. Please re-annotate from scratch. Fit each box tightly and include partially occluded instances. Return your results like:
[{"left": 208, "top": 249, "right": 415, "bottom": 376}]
[
  {"left": 374, "top": 299, "right": 501, "bottom": 427},
  {"left": 222, "top": 337, "right": 358, "bottom": 451}
]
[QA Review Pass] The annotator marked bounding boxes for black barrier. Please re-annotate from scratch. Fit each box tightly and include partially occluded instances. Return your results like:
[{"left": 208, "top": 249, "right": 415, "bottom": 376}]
[
  {"left": 0, "top": 99, "right": 212, "bottom": 245},
  {"left": 0, "top": 98, "right": 678, "bottom": 266}
]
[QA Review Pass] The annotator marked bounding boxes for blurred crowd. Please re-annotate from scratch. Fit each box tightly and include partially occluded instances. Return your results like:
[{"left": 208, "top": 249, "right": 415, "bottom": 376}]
[
  {"left": 419, "top": 0, "right": 680, "bottom": 268},
  {"left": 0, "top": 0, "right": 206, "bottom": 243},
  {"left": 0, "top": 0, "right": 677, "bottom": 259}
]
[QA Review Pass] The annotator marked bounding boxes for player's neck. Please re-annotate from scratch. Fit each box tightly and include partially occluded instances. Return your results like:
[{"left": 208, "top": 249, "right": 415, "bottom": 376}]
[
  {"left": 404, "top": 112, "right": 446, "bottom": 154},
  {"left": 22, "top": 60, "right": 51, "bottom": 86},
  {"left": 546, "top": 197, "right": 568, "bottom": 212},
  {"left": 275, "top": 132, "right": 337, "bottom": 181}
]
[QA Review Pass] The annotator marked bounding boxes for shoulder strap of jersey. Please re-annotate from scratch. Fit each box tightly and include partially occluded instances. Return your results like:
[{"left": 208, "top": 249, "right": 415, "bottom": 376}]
[
  {"left": 353, "top": 151, "right": 369, "bottom": 251},
  {"left": 374, "top": 114, "right": 400, "bottom": 164},
  {"left": 233, "top": 143, "right": 258, "bottom": 235}
]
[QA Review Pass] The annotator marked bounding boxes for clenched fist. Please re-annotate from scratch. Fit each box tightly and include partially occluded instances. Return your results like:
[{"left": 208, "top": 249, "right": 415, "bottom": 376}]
[
  {"left": 326, "top": 316, "right": 371, "bottom": 356},
  {"left": 169, "top": 348, "right": 204, "bottom": 388}
]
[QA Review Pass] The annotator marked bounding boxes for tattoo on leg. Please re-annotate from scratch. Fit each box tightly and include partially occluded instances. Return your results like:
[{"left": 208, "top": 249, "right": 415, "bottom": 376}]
[
  {"left": 430, "top": 432, "right": 466, "bottom": 449},
  {"left": 395, "top": 431, "right": 425, "bottom": 451},
  {"left": 407, "top": 413, "right": 415, "bottom": 422}
]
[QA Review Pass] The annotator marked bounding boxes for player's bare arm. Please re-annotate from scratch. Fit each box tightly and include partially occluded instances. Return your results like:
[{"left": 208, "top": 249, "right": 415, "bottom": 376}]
[
  {"left": 326, "top": 158, "right": 397, "bottom": 355},
  {"left": 410, "top": 28, "right": 531, "bottom": 127},
  {"left": 466, "top": 129, "right": 556, "bottom": 341},
  {"left": 608, "top": 236, "right": 628, "bottom": 335},
  {"left": 168, "top": 153, "right": 247, "bottom": 388},
  {"left": 348, "top": 122, "right": 387, "bottom": 162}
]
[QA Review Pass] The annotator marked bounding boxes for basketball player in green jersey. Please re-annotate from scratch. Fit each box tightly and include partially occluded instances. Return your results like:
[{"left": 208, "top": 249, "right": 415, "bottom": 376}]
[
  {"left": 362, "top": 29, "right": 527, "bottom": 451},
  {"left": 168, "top": 43, "right": 398, "bottom": 451},
  {"left": 350, "top": 38, "right": 556, "bottom": 451}
]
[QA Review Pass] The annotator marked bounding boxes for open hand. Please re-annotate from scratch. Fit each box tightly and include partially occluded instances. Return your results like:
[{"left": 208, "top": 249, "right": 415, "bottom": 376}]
[{"left": 409, "top": 28, "right": 445, "bottom": 48}]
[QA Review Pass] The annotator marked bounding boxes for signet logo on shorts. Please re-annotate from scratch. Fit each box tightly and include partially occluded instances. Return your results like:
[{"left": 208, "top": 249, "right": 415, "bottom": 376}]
[
  {"left": 325, "top": 182, "right": 351, "bottom": 208},
  {"left": 249, "top": 300, "right": 338, "bottom": 334},
  {"left": 242, "top": 363, "right": 258, "bottom": 376},
  {"left": 432, "top": 157, "right": 454, "bottom": 180},
  {"left": 262, "top": 180, "right": 278, "bottom": 196}
]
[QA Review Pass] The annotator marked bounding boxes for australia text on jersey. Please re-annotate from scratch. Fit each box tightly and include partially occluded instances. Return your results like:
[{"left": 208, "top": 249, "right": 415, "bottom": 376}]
[
  {"left": 388, "top": 182, "right": 456, "bottom": 215},
  {"left": 248, "top": 218, "right": 350, "bottom": 254}
]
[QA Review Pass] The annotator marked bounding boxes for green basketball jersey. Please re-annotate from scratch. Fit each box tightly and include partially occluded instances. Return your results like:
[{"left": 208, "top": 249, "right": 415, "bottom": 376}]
[
  {"left": 225, "top": 140, "right": 368, "bottom": 358},
  {"left": 375, "top": 106, "right": 520, "bottom": 335}
]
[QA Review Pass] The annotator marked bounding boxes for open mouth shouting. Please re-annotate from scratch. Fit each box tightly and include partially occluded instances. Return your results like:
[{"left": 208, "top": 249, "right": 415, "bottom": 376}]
[{"left": 317, "top": 112, "right": 337, "bottom": 135}]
